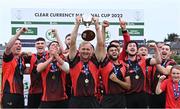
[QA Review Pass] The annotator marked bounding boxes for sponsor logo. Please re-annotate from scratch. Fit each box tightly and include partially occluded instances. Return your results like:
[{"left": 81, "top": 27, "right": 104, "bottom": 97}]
[
  {"left": 45, "top": 29, "right": 56, "bottom": 41},
  {"left": 105, "top": 30, "right": 110, "bottom": 41}
]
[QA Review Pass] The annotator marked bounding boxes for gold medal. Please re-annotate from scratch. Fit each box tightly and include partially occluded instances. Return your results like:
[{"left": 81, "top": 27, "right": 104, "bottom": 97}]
[
  {"left": 52, "top": 75, "right": 56, "bottom": 80},
  {"left": 135, "top": 75, "right": 139, "bottom": 79},
  {"left": 85, "top": 78, "right": 89, "bottom": 83}
]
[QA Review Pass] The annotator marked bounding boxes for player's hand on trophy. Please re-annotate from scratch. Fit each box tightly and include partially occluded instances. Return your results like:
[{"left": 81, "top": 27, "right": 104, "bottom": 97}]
[
  {"left": 76, "top": 16, "right": 82, "bottom": 25},
  {"left": 92, "top": 17, "right": 99, "bottom": 25}
]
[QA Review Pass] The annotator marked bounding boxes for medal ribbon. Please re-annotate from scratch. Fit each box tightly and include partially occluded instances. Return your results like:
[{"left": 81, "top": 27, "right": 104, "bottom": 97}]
[
  {"left": 113, "top": 65, "right": 119, "bottom": 76},
  {"left": 18, "top": 58, "right": 23, "bottom": 75},
  {"left": 83, "top": 63, "right": 89, "bottom": 76},
  {"left": 83, "top": 63, "right": 89, "bottom": 84},
  {"left": 51, "top": 61, "right": 58, "bottom": 72},
  {"left": 128, "top": 59, "right": 139, "bottom": 76},
  {"left": 161, "top": 60, "right": 167, "bottom": 67},
  {"left": 173, "top": 80, "right": 180, "bottom": 100}
]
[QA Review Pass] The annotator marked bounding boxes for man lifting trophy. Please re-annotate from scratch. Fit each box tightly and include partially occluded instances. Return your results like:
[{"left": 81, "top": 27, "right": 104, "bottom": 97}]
[{"left": 81, "top": 15, "right": 95, "bottom": 41}]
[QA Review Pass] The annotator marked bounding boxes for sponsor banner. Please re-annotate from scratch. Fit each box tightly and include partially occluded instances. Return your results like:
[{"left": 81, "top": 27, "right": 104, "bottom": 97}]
[
  {"left": 11, "top": 8, "right": 145, "bottom": 50},
  {"left": 21, "top": 39, "right": 36, "bottom": 47},
  {"left": 119, "top": 28, "right": 144, "bottom": 36},
  {"left": 11, "top": 21, "right": 144, "bottom": 26},
  {"left": 12, "top": 27, "right": 37, "bottom": 35},
  {"left": 11, "top": 8, "right": 144, "bottom": 22}
]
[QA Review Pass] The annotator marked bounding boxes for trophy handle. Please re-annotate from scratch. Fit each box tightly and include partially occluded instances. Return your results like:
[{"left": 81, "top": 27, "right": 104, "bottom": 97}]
[{"left": 82, "top": 17, "right": 93, "bottom": 27}]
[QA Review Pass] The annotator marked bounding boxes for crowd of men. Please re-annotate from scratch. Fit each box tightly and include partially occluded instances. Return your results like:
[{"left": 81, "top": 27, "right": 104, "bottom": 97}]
[{"left": 1, "top": 16, "right": 180, "bottom": 108}]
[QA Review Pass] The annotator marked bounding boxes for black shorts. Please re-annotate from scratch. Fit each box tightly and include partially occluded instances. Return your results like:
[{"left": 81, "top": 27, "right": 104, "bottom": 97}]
[
  {"left": 28, "top": 93, "right": 42, "bottom": 108},
  {"left": 100, "top": 93, "right": 126, "bottom": 108},
  {"left": 126, "top": 92, "right": 148, "bottom": 108},
  {"left": 39, "top": 100, "right": 68, "bottom": 108},
  {"left": 149, "top": 92, "right": 166, "bottom": 108},
  {"left": 2, "top": 93, "right": 24, "bottom": 108},
  {"left": 69, "top": 96, "right": 100, "bottom": 108}
]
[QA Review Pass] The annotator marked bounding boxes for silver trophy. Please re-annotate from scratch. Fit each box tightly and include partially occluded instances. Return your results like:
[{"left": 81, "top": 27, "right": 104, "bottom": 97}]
[{"left": 81, "top": 15, "right": 95, "bottom": 41}]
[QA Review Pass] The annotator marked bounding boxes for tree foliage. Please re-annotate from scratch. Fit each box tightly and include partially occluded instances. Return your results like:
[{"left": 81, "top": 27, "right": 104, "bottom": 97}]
[
  {"left": 164, "top": 33, "right": 179, "bottom": 42},
  {"left": 171, "top": 55, "right": 180, "bottom": 64},
  {"left": 146, "top": 40, "right": 156, "bottom": 43}
]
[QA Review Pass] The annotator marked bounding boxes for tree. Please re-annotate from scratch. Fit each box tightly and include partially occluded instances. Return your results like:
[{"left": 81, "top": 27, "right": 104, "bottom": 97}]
[
  {"left": 164, "top": 33, "right": 179, "bottom": 42},
  {"left": 171, "top": 55, "right": 180, "bottom": 64},
  {"left": 146, "top": 40, "right": 156, "bottom": 43}
]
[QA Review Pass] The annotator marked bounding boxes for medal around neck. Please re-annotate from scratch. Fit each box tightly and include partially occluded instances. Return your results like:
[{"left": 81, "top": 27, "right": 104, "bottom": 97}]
[
  {"left": 135, "top": 75, "right": 139, "bottom": 79},
  {"left": 52, "top": 75, "right": 56, "bottom": 80},
  {"left": 85, "top": 78, "right": 89, "bottom": 84}
]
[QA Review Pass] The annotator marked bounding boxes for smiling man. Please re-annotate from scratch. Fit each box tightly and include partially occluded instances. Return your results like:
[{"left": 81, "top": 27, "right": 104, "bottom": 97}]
[
  {"left": 26, "top": 37, "right": 47, "bottom": 108},
  {"left": 2, "top": 27, "right": 28, "bottom": 108},
  {"left": 36, "top": 40, "right": 69, "bottom": 108},
  {"left": 149, "top": 44, "right": 177, "bottom": 108},
  {"left": 124, "top": 41, "right": 162, "bottom": 108},
  {"left": 26, "top": 29, "right": 64, "bottom": 108},
  {"left": 68, "top": 16, "right": 102, "bottom": 108}
]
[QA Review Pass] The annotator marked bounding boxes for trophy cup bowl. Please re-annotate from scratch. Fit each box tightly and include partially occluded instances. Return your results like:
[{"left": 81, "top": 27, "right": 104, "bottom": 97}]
[
  {"left": 81, "top": 29, "right": 95, "bottom": 41},
  {"left": 81, "top": 16, "right": 95, "bottom": 41}
]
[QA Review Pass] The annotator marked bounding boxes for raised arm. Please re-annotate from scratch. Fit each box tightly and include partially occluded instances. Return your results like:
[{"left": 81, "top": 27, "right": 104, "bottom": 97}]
[
  {"left": 101, "top": 20, "right": 110, "bottom": 61},
  {"left": 155, "top": 75, "right": 166, "bottom": 95},
  {"left": 156, "top": 59, "right": 176, "bottom": 75},
  {"left": 156, "top": 64, "right": 171, "bottom": 75},
  {"left": 93, "top": 17, "right": 104, "bottom": 61},
  {"left": 149, "top": 43, "right": 162, "bottom": 65},
  {"left": 5, "top": 27, "right": 28, "bottom": 55},
  {"left": 52, "top": 29, "right": 64, "bottom": 53},
  {"left": 119, "top": 17, "right": 130, "bottom": 60},
  {"left": 157, "top": 64, "right": 178, "bottom": 76},
  {"left": 69, "top": 16, "right": 81, "bottom": 60}
]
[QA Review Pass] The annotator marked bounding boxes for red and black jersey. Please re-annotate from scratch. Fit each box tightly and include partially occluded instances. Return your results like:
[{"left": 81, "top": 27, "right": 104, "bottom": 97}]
[
  {"left": 100, "top": 56, "right": 128, "bottom": 94},
  {"left": 68, "top": 53, "right": 99, "bottom": 97},
  {"left": 124, "top": 56, "right": 151, "bottom": 94},
  {"left": 28, "top": 52, "right": 48, "bottom": 94},
  {"left": 40, "top": 58, "right": 68, "bottom": 101},
  {"left": 118, "top": 31, "right": 130, "bottom": 60},
  {"left": 145, "top": 65, "right": 155, "bottom": 94},
  {"left": 2, "top": 53, "right": 26, "bottom": 95},
  {"left": 150, "top": 59, "right": 177, "bottom": 93}
]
